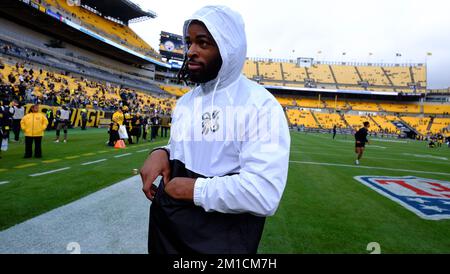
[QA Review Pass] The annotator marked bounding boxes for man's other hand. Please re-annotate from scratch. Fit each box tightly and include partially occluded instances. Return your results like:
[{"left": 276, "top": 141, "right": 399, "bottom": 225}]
[
  {"left": 140, "top": 149, "right": 171, "bottom": 201},
  {"left": 165, "top": 177, "right": 196, "bottom": 201}
]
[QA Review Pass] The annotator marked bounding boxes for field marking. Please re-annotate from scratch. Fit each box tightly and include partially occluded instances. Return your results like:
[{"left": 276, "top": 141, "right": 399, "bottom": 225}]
[
  {"left": 29, "top": 167, "right": 71, "bottom": 177},
  {"left": 289, "top": 161, "right": 450, "bottom": 176},
  {"left": 402, "top": 153, "right": 448, "bottom": 161},
  {"left": 290, "top": 151, "right": 450, "bottom": 165},
  {"left": 14, "top": 163, "right": 37, "bottom": 169},
  {"left": 42, "top": 159, "right": 61, "bottom": 164},
  {"left": 0, "top": 169, "right": 7, "bottom": 172},
  {"left": 371, "top": 139, "right": 408, "bottom": 144},
  {"left": 293, "top": 132, "right": 409, "bottom": 144},
  {"left": 137, "top": 149, "right": 150, "bottom": 153},
  {"left": 65, "top": 156, "right": 80, "bottom": 160},
  {"left": 0, "top": 181, "right": 10, "bottom": 186},
  {"left": 81, "top": 153, "right": 96, "bottom": 156},
  {"left": 114, "top": 153, "right": 132, "bottom": 158},
  {"left": 97, "top": 150, "right": 109, "bottom": 154},
  {"left": 369, "top": 145, "right": 386, "bottom": 149},
  {"left": 81, "top": 159, "right": 107, "bottom": 166}
]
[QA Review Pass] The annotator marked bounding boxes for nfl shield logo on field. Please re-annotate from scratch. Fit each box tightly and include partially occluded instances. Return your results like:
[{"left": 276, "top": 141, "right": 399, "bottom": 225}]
[{"left": 354, "top": 176, "right": 450, "bottom": 220}]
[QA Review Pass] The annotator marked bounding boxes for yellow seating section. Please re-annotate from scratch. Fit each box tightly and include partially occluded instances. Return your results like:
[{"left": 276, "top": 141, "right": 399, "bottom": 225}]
[
  {"left": 384, "top": 66, "right": 411, "bottom": 87},
  {"left": 401, "top": 116, "right": 431, "bottom": 135},
  {"left": 423, "top": 104, "right": 450, "bottom": 115},
  {"left": 413, "top": 65, "right": 427, "bottom": 88},
  {"left": 332, "top": 66, "right": 359, "bottom": 85},
  {"left": 347, "top": 101, "right": 379, "bottom": 111},
  {"left": 258, "top": 61, "right": 282, "bottom": 81},
  {"left": 344, "top": 114, "right": 372, "bottom": 130},
  {"left": 371, "top": 115, "right": 400, "bottom": 133},
  {"left": 286, "top": 109, "right": 318, "bottom": 127},
  {"left": 314, "top": 112, "right": 345, "bottom": 129},
  {"left": 379, "top": 103, "right": 420, "bottom": 113},
  {"left": 243, "top": 60, "right": 257, "bottom": 79},
  {"left": 159, "top": 85, "right": 190, "bottom": 97},
  {"left": 242, "top": 60, "right": 427, "bottom": 93},
  {"left": 2, "top": 61, "right": 174, "bottom": 111},
  {"left": 430, "top": 118, "right": 450, "bottom": 135},
  {"left": 308, "top": 64, "right": 335, "bottom": 84},
  {"left": 281, "top": 62, "right": 308, "bottom": 82},
  {"left": 353, "top": 66, "right": 390, "bottom": 86}
]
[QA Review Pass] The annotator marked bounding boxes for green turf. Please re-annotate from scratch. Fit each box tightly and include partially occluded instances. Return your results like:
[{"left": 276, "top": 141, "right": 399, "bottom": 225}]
[
  {"left": 0, "top": 128, "right": 169, "bottom": 231},
  {"left": 259, "top": 131, "right": 450, "bottom": 254},
  {"left": 1, "top": 129, "right": 449, "bottom": 253}
]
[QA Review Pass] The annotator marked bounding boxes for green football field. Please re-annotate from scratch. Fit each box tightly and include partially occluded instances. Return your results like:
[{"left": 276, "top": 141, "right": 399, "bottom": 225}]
[{"left": 1, "top": 128, "right": 449, "bottom": 253}]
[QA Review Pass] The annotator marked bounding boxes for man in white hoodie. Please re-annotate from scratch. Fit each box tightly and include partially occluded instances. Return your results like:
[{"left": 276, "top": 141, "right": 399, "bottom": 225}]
[{"left": 140, "top": 5, "right": 291, "bottom": 254}]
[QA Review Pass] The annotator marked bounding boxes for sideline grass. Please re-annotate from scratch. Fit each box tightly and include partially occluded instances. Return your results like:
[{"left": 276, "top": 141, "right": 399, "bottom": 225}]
[{"left": 0, "top": 128, "right": 168, "bottom": 230}]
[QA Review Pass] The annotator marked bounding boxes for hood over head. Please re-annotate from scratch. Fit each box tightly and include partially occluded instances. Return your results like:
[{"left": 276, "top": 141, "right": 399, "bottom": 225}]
[{"left": 183, "top": 6, "right": 247, "bottom": 92}]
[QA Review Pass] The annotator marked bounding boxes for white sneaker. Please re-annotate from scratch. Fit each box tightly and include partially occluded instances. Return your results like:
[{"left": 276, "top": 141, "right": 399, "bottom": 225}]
[
  {"left": 63, "top": 140, "right": 67, "bottom": 143},
  {"left": 54, "top": 140, "right": 60, "bottom": 143},
  {"left": 355, "top": 160, "right": 360, "bottom": 165}
]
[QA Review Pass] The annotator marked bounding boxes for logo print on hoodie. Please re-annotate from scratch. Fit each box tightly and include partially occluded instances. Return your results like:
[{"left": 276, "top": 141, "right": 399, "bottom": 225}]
[{"left": 202, "top": 110, "right": 219, "bottom": 135}]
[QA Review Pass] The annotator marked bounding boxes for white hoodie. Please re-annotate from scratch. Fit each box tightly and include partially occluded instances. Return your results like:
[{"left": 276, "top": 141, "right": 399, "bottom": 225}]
[{"left": 167, "top": 6, "right": 291, "bottom": 217}]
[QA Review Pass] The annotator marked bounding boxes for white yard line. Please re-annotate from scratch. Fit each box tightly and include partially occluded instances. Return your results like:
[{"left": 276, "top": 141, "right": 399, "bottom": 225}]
[
  {"left": 114, "top": 153, "right": 132, "bottom": 158},
  {"left": 289, "top": 151, "right": 450, "bottom": 165},
  {"left": 81, "top": 159, "right": 107, "bottom": 166},
  {"left": 0, "top": 181, "right": 10, "bottom": 186},
  {"left": 402, "top": 153, "right": 448, "bottom": 161},
  {"left": 29, "top": 167, "right": 71, "bottom": 177},
  {"left": 289, "top": 160, "right": 450, "bottom": 176},
  {"left": 136, "top": 149, "right": 150, "bottom": 153}
]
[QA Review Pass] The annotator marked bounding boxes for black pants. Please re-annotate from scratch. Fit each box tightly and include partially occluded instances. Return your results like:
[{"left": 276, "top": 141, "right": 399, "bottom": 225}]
[
  {"left": 108, "top": 130, "right": 119, "bottom": 146},
  {"left": 81, "top": 119, "right": 87, "bottom": 130},
  {"left": 12, "top": 119, "right": 21, "bottom": 141},
  {"left": 151, "top": 126, "right": 159, "bottom": 140},
  {"left": 46, "top": 118, "right": 53, "bottom": 130},
  {"left": 142, "top": 127, "right": 147, "bottom": 140},
  {"left": 161, "top": 127, "right": 169, "bottom": 138},
  {"left": 25, "top": 136, "right": 42, "bottom": 158}
]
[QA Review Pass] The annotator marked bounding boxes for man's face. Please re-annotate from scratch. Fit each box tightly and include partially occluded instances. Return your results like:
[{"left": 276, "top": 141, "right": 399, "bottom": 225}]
[
  {"left": 185, "top": 21, "right": 222, "bottom": 83},
  {"left": 32, "top": 105, "right": 39, "bottom": 112}
]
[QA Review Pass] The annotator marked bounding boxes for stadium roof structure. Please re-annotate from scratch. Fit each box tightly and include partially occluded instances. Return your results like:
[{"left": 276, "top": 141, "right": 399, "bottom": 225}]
[{"left": 80, "top": 0, "right": 157, "bottom": 24}]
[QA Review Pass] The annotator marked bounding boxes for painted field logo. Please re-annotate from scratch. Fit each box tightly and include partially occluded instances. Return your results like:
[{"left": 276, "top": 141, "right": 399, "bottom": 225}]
[{"left": 354, "top": 176, "right": 450, "bottom": 220}]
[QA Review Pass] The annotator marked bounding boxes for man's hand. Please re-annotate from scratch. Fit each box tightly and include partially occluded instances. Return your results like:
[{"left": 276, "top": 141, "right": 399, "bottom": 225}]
[
  {"left": 140, "top": 149, "right": 170, "bottom": 201},
  {"left": 164, "top": 177, "right": 196, "bottom": 201}
]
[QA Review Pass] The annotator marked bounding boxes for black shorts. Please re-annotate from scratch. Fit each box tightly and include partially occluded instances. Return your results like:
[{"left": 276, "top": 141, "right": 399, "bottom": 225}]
[{"left": 355, "top": 142, "right": 366, "bottom": 148}]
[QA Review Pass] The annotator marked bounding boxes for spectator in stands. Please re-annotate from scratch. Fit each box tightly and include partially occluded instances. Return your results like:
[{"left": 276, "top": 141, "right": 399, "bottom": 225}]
[
  {"left": 20, "top": 104, "right": 48, "bottom": 158},
  {"left": 139, "top": 6, "right": 290, "bottom": 254}
]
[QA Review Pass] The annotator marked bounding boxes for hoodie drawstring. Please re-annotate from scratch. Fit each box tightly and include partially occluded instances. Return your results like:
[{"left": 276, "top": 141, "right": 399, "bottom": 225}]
[{"left": 211, "top": 77, "right": 221, "bottom": 114}]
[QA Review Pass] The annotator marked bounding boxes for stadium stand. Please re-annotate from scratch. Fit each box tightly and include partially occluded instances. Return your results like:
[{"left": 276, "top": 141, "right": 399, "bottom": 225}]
[
  {"left": 0, "top": 57, "right": 175, "bottom": 114},
  {"left": 286, "top": 109, "right": 318, "bottom": 128},
  {"left": 243, "top": 58, "right": 427, "bottom": 93},
  {"left": 282, "top": 61, "right": 308, "bottom": 83},
  {"left": 41, "top": 0, "right": 160, "bottom": 59},
  {"left": 308, "top": 64, "right": 335, "bottom": 85},
  {"left": 400, "top": 116, "right": 431, "bottom": 135}
]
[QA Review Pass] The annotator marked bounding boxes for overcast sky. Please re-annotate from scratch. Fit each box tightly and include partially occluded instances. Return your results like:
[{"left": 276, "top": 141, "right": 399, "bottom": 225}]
[{"left": 130, "top": 0, "right": 450, "bottom": 89}]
